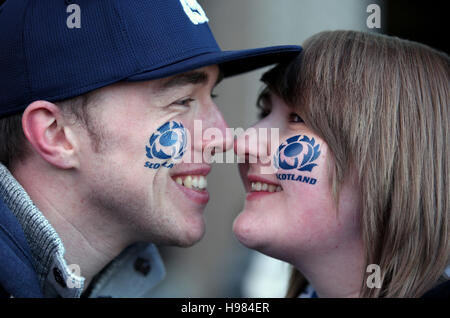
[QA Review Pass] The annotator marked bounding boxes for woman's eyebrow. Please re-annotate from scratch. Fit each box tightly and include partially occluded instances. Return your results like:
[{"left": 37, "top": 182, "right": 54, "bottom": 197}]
[{"left": 257, "top": 89, "right": 272, "bottom": 109}]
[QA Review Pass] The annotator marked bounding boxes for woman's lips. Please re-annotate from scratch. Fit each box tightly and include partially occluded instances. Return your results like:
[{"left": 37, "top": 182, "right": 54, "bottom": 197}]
[
  {"left": 245, "top": 174, "right": 282, "bottom": 201},
  {"left": 246, "top": 191, "right": 280, "bottom": 201}
]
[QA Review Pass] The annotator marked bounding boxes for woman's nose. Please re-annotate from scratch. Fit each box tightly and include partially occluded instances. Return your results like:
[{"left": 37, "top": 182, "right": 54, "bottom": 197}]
[{"left": 234, "top": 120, "right": 279, "bottom": 166}]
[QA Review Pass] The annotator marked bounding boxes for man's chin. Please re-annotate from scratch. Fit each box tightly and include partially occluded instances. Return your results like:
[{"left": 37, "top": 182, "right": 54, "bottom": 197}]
[
  {"left": 182, "top": 219, "right": 206, "bottom": 246},
  {"left": 172, "top": 230, "right": 205, "bottom": 247},
  {"left": 167, "top": 215, "right": 206, "bottom": 247}
]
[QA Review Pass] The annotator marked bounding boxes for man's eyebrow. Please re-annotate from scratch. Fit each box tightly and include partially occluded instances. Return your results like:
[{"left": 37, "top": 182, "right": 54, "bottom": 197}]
[{"left": 157, "top": 69, "right": 224, "bottom": 92}]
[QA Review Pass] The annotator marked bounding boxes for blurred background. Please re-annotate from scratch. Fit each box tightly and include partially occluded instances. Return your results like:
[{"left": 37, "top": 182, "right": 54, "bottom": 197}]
[
  {"left": 0, "top": 0, "right": 446, "bottom": 298},
  {"left": 145, "top": 0, "right": 447, "bottom": 297}
]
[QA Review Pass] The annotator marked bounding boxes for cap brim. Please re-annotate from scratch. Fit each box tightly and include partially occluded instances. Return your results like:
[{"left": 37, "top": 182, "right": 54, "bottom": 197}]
[{"left": 125, "top": 45, "right": 301, "bottom": 81}]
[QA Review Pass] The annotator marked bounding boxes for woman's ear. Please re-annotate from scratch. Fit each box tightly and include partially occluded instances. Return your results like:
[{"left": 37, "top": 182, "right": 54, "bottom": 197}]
[{"left": 22, "top": 100, "right": 80, "bottom": 169}]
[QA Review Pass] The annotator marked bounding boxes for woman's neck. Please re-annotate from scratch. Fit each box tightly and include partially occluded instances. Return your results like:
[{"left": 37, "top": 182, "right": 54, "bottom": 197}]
[{"left": 292, "top": 237, "right": 365, "bottom": 298}]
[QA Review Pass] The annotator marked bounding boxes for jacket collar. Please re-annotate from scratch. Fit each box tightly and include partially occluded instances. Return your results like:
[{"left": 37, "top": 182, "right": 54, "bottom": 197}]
[{"left": 0, "top": 164, "right": 165, "bottom": 297}]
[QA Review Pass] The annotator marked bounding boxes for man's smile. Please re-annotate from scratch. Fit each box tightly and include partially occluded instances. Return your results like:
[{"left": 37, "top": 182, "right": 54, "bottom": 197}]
[{"left": 170, "top": 164, "right": 211, "bottom": 205}]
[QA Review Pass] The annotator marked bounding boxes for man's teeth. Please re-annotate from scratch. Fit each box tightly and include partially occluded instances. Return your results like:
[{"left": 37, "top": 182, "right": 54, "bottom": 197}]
[
  {"left": 251, "top": 182, "right": 282, "bottom": 192},
  {"left": 175, "top": 175, "right": 207, "bottom": 190}
]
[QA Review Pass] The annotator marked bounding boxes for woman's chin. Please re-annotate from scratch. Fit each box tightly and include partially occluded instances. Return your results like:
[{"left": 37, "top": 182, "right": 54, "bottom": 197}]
[{"left": 232, "top": 211, "right": 266, "bottom": 250}]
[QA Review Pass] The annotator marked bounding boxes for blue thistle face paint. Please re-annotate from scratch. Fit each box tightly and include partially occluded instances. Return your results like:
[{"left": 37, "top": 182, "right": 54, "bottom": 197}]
[
  {"left": 145, "top": 121, "right": 187, "bottom": 170},
  {"left": 273, "top": 134, "right": 321, "bottom": 185}
]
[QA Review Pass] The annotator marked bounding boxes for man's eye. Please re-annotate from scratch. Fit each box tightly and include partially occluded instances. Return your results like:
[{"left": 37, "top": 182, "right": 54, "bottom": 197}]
[
  {"left": 174, "top": 97, "right": 195, "bottom": 107},
  {"left": 211, "top": 93, "right": 218, "bottom": 99},
  {"left": 289, "top": 113, "right": 304, "bottom": 123}
]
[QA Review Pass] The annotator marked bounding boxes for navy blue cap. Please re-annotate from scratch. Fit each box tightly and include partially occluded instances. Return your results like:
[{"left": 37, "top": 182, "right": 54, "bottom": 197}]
[{"left": 0, "top": 0, "right": 301, "bottom": 118}]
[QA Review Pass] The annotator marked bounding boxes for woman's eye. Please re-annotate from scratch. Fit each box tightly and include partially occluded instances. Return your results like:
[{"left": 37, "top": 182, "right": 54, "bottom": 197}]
[
  {"left": 258, "top": 109, "right": 271, "bottom": 119},
  {"left": 211, "top": 93, "right": 218, "bottom": 99},
  {"left": 256, "top": 90, "right": 272, "bottom": 119},
  {"left": 174, "top": 97, "right": 195, "bottom": 107},
  {"left": 289, "top": 113, "right": 304, "bottom": 123}
]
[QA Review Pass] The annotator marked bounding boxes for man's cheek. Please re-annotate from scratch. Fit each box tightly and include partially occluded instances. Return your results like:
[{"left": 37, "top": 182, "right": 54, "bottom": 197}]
[{"left": 144, "top": 120, "right": 187, "bottom": 170}]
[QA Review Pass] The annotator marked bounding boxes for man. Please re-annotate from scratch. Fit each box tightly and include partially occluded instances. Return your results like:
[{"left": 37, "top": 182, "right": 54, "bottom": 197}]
[{"left": 0, "top": 0, "right": 300, "bottom": 297}]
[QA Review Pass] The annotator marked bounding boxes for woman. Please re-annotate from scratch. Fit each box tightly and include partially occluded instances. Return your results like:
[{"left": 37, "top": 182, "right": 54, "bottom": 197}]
[{"left": 233, "top": 30, "right": 449, "bottom": 297}]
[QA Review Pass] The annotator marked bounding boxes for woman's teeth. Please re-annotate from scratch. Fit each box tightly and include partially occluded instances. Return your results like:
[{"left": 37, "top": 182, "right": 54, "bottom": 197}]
[
  {"left": 250, "top": 182, "right": 282, "bottom": 192},
  {"left": 175, "top": 175, "right": 207, "bottom": 190}
]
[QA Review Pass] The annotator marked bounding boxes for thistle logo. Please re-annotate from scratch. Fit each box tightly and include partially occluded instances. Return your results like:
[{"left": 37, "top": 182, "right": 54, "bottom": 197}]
[
  {"left": 145, "top": 121, "right": 187, "bottom": 169},
  {"left": 274, "top": 135, "right": 321, "bottom": 185},
  {"left": 274, "top": 135, "right": 321, "bottom": 172}
]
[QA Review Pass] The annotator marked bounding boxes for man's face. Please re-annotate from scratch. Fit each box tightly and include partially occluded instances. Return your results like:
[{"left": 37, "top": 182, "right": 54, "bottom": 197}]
[{"left": 74, "top": 65, "right": 229, "bottom": 246}]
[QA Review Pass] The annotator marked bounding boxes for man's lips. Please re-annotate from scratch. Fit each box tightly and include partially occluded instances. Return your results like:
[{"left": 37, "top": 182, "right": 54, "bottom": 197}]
[
  {"left": 173, "top": 180, "right": 210, "bottom": 205},
  {"left": 170, "top": 165, "right": 211, "bottom": 205},
  {"left": 170, "top": 165, "right": 211, "bottom": 178}
]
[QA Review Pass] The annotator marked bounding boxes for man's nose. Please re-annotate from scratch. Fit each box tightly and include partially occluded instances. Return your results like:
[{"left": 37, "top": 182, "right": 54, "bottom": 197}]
[{"left": 194, "top": 103, "right": 233, "bottom": 155}]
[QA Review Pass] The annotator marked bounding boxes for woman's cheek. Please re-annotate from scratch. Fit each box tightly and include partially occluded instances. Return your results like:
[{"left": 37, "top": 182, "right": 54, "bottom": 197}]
[
  {"left": 282, "top": 183, "right": 339, "bottom": 252},
  {"left": 274, "top": 136, "right": 340, "bottom": 248},
  {"left": 275, "top": 133, "right": 331, "bottom": 199}
]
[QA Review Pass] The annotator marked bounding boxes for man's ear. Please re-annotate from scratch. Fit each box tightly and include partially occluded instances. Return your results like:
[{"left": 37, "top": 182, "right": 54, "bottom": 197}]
[{"left": 22, "top": 100, "right": 80, "bottom": 169}]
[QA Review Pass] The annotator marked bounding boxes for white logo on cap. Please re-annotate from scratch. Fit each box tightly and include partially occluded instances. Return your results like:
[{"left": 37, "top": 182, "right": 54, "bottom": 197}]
[{"left": 180, "top": 0, "right": 209, "bottom": 25}]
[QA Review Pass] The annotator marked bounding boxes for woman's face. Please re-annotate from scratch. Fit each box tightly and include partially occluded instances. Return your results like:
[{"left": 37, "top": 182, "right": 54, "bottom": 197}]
[{"left": 233, "top": 92, "right": 362, "bottom": 264}]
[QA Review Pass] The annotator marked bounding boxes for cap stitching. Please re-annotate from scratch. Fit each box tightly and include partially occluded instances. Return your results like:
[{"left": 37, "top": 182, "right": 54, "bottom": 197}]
[
  {"left": 133, "top": 45, "right": 219, "bottom": 72},
  {"left": 22, "top": 0, "right": 33, "bottom": 104},
  {"left": 2, "top": 45, "right": 297, "bottom": 118},
  {"left": 15, "top": 46, "right": 219, "bottom": 106},
  {"left": 111, "top": 0, "right": 142, "bottom": 71}
]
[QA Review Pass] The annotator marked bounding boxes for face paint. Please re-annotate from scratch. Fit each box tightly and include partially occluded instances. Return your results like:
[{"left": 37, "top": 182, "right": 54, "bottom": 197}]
[
  {"left": 274, "top": 134, "right": 321, "bottom": 184},
  {"left": 145, "top": 121, "right": 187, "bottom": 169}
]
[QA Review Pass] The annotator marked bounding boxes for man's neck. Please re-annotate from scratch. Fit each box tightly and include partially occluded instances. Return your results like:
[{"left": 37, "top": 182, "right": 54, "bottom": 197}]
[{"left": 12, "top": 159, "right": 132, "bottom": 290}]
